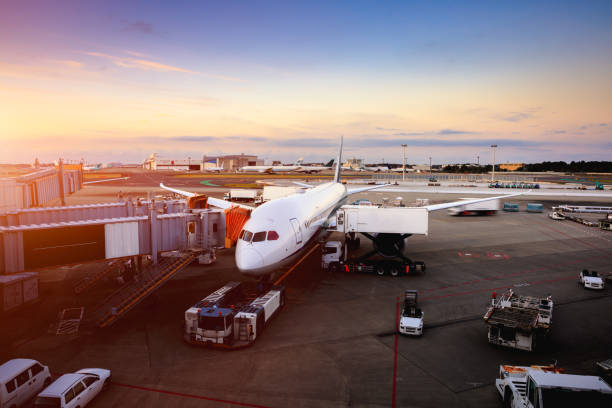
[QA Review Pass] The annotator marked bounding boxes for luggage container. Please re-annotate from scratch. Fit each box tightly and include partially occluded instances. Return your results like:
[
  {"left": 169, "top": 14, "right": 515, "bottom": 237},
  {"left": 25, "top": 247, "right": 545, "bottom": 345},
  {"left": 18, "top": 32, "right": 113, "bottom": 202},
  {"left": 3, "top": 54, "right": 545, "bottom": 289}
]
[
  {"left": 0, "top": 272, "right": 39, "bottom": 313},
  {"left": 527, "top": 203, "right": 543, "bottom": 213},
  {"left": 503, "top": 202, "right": 519, "bottom": 212}
]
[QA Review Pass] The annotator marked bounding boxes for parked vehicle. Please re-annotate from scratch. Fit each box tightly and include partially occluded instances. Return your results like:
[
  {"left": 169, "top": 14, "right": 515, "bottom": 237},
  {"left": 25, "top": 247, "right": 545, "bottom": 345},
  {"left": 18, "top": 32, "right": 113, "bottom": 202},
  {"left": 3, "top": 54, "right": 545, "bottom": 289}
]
[
  {"left": 0, "top": 359, "right": 51, "bottom": 408},
  {"left": 399, "top": 290, "right": 424, "bottom": 336},
  {"left": 579, "top": 269, "right": 605, "bottom": 290},
  {"left": 447, "top": 198, "right": 499, "bottom": 216},
  {"left": 34, "top": 368, "right": 111, "bottom": 408}
]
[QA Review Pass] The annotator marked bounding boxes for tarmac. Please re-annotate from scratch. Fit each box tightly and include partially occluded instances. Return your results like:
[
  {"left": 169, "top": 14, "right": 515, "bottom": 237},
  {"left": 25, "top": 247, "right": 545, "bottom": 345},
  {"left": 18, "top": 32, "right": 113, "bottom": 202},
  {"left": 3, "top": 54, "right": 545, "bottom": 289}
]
[{"left": 2, "top": 178, "right": 612, "bottom": 407}]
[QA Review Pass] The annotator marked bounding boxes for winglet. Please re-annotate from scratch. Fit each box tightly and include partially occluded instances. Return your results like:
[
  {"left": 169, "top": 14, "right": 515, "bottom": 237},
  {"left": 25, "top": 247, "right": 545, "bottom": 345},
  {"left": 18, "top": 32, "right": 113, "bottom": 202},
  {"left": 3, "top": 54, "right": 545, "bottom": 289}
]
[{"left": 334, "top": 136, "right": 343, "bottom": 183}]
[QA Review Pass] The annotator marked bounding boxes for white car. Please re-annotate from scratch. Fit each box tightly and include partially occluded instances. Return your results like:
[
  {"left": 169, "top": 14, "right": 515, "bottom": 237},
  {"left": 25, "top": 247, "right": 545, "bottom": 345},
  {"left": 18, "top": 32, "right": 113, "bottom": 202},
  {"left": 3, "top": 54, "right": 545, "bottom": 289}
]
[
  {"left": 34, "top": 368, "right": 111, "bottom": 408},
  {"left": 548, "top": 211, "right": 565, "bottom": 220},
  {"left": 579, "top": 269, "right": 604, "bottom": 290},
  {"left": 399, "top": 311, "right": 424, "bottom": 336}
]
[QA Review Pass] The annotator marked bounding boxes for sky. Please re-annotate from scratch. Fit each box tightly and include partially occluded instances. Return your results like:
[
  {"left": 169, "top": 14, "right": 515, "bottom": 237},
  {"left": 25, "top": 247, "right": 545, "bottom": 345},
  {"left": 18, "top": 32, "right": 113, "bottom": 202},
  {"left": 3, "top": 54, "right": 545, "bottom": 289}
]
[{"left": 1, "top": 0, "right": 611, "bottom": 165}]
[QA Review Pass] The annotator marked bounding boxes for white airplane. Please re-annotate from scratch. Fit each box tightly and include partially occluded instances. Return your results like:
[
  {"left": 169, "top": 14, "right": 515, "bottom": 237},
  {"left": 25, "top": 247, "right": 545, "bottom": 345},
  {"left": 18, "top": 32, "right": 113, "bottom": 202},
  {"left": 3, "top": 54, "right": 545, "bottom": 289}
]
[
  {"left": 295, "top": 159, "right": 334, "bottom": 173},
  {"left": 239, "top": 158, "right": 305, "bottom": 173},
  {"left": 161, "top": 137, "right": 524, "bottom": 279},
  {"left": 364, "top": 165, "right": 390, "bottom": 172}
]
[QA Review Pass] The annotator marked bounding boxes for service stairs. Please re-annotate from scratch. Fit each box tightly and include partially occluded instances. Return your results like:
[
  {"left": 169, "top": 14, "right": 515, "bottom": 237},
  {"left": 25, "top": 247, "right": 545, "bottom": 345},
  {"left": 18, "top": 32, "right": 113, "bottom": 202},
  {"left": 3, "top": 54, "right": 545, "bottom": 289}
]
[
  {"left": 74, "top": 259, "right": 121, "bottom": 294},
  {"left": 89, "top": 252, "right": 198, "bottom": 328}
]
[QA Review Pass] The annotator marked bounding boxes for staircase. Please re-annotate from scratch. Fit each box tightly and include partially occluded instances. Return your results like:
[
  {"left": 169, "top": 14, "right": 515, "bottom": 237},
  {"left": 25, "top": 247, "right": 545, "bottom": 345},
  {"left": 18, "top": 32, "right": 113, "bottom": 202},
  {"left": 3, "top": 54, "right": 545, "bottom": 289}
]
[
  {"left": 90, "top": 252, "right": 198, "bottom": 328},
  {"left": 74, "top": 260, "right": 121, "bottom": 294}
]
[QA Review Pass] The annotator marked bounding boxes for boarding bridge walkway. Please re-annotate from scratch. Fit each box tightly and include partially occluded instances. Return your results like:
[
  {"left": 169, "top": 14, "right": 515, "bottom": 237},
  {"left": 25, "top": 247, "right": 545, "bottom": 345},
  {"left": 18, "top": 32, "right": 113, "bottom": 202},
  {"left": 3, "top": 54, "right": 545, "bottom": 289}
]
[{"left": 89, "top": 251, "right": 198, "bottom": 328}]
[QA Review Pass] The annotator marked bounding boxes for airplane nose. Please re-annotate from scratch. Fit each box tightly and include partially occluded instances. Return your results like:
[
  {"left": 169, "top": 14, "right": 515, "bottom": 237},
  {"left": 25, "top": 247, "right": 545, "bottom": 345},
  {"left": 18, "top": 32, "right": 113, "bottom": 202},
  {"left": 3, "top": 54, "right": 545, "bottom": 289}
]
[{"left": 236, "top": 247, "right": 264, "bottom": 272}]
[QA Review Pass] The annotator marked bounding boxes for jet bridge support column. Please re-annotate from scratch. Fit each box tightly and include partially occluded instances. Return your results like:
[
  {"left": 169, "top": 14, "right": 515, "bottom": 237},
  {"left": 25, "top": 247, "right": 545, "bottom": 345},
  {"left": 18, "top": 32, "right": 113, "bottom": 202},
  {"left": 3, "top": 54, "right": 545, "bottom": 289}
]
[{"left": 150, "top": 206, "right": 159, "bottom": 264}]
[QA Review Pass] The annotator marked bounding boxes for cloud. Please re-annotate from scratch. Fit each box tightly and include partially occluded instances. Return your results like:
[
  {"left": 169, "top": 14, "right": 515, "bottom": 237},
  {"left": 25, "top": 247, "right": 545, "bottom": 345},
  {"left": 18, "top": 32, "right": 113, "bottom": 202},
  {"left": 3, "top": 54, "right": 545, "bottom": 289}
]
[
  {"left": 349, "top": 137, "right": 543, "bottom": 148},
  {"left": 51, "top": 60, "right": 83, "bottom": 68},
  {"left": 438, "top": 129, "right": 478, "bottom": 135},
  {"left": 122, "top": 21, "right": 155, "bottom": 34},
  {"left": 393, "top": 132, "right": 425, "bottom": 137},
  {"left": 554, "top": 130, "right": 566, "bottom": 134},
  {"left": 83, "top": 51, "right": 244, "bottom": 82},
  {"left": 501, "top": 112, "right": 534, "bottom": 122},
  {"left": 376, "top": 126, "right": 401, "bottom": 131},
  {"left": 276, "top": 138, "right": 337, "bottom": 148}
]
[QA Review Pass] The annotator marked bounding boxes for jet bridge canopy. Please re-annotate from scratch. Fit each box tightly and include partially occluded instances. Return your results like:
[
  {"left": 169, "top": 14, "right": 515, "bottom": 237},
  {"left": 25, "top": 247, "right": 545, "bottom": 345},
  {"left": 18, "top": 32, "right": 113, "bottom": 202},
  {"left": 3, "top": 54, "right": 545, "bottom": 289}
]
[{"left": 332, "top": 205, "right": 428, "bottom": 235}]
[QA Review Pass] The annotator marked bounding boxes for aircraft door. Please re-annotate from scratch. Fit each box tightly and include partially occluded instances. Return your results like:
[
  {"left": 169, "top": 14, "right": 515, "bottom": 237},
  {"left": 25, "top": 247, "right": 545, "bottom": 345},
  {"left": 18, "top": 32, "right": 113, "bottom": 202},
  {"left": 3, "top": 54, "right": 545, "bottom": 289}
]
[{"left": 289, "top": 218, "right": 303, "bottom": 245}]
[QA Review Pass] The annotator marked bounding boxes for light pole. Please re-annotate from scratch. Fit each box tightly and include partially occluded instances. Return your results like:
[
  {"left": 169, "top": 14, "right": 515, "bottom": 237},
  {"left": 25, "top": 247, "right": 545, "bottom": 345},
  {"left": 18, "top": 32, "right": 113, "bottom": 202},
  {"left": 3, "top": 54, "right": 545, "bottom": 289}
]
[
  {"left": 401, "top": 144, "right": 407, "bottom": 181},
  {"left": 490, "top": 145, "right": 497, "bottom": 182},
  {"left": 429, "top": 157, "right": 432, "bottom": 173},
  {"left": 477, "top": 155, "right": 480, "bottom": 166}
]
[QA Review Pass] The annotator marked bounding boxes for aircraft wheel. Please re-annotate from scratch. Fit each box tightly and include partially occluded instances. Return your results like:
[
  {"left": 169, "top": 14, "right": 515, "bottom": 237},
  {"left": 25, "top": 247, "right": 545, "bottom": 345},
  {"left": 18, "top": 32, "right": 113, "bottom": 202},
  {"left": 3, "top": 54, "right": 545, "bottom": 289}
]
[
  {"left": 390, "top": 266, "right": 400, "bottom": 277},
  {"left": 376, "top": 265, "right": 385, "bottom": 276}
]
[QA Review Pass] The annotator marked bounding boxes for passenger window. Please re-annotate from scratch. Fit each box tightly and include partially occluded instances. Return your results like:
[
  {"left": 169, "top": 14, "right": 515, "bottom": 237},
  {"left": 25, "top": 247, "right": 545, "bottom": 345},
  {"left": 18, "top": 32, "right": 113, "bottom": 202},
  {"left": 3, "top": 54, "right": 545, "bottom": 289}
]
[
  {"left": 64, "top": 388, "right": 75, "bottom": 403},
  {"left": 252, "top": 231, "right": 266, "bottom": 242},
  {"left": 30, "top": 363, "right": 44, "bottom": 376},
  {"left": 16, "top": 370, "right": 30, "bottom": 387},
  {"left": 83, "top": 376, "right": 97, "bottom": 387},
  {"left": 5, "top": 379, "right": 16, "bottom": 393},
  {"left": 73, "top": 381, "right": 86, "bottom": 397},
  {"left": 267, "top": 231, "right": 279, "bottom": 240}
]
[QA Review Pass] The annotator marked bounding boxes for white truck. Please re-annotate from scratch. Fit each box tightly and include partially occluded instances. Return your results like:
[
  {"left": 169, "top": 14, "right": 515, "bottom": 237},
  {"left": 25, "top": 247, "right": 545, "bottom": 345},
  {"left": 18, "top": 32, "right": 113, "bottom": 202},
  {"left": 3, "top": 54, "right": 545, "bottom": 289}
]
[
  {"left": 399, "top": 290, "right": 424, "bottom": 336},
  {"left": 447, "top": 198, "right": 500, "bottom": 216},
  {"left": 223, "top": 189, "right": 259, "bottom": 202},
  {"left": 579, "top": 269, "right": 605, "bottom": 290},
  {"left": 262, "top": 186, "right": 303, "bottom": 202},
  {"left": 496, "top": 364, "right": 612, "bottom": 407},
  {"left": 483, "top": 290, "right": 552, "bottom": 351},
  {"left": 183, "top": 281, "right": 285, "bottom": 349}
]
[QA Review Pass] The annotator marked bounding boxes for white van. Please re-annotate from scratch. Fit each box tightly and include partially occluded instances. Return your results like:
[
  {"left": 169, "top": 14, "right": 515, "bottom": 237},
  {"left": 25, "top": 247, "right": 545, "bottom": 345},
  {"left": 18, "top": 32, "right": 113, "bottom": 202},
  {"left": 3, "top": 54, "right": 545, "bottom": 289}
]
[
  {"left": 0, "top": 359, "right": 51, "bottom": 408},
  {"left": 34, "top": 368, "right": 111, "bottom": 408}
]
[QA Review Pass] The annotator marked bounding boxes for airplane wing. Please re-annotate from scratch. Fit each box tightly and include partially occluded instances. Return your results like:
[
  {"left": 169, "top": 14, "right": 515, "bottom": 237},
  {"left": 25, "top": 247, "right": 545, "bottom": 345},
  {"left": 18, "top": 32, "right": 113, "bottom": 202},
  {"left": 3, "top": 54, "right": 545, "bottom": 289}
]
[
  {"left": 293, "top": 181, "right": 313, "bottom": 188},
  {"left": 346, "top": 184, "right": 392, "bottom": 195},
  {"left": 424, "top": 191, "right": 526, "bottom": 211},
  {"left": 83, "top": 177, "right": 130, "bottom": 185},
  {"left": 159, "top": 183, "right": 253, "bottom": 210}
]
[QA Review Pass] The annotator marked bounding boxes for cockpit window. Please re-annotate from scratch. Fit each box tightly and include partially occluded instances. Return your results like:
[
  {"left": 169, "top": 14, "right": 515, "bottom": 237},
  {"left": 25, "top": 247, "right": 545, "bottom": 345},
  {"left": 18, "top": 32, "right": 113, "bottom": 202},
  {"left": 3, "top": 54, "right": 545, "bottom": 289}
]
[
  {"left": 267, "top": 231, "right": 279, "bottom": 240},
  {"left": 252, "top": 231, "right": 266, "bottom": 242},
  {"left": 242, "top": 231, "right": 253, "bottom": 242}
]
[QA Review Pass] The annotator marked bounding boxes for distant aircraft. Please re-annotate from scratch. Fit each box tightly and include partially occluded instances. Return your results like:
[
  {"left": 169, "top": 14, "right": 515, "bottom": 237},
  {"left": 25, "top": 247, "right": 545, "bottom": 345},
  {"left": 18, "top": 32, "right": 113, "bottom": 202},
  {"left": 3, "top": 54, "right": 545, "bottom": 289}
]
[
  {"left": 295, "top": 159, "right": 334, "bottom": 173},
  {"left": 239, "top": 158, "right": 305, "bottom": 173},
  {"left": 364, "top": 165, "right": 390, "bottom": 172},
  {"left": 162, "top": 137, "right": 523, "bottom": 279}
]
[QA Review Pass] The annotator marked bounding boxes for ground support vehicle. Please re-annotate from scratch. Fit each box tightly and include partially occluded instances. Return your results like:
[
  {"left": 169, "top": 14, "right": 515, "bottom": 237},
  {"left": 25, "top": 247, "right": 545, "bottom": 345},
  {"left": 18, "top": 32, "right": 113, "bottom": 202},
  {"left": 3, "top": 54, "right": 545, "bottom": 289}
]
[
  {"left": 579, "top": 269, "right": 605, "bottom": 290},
  {"left": 322, "top": 205, "right": 428, "bottom": 277},
  {"left": 322, "top": 240, "right": 425, "bottom": 277},
  {"left": 223, "top": 189, "right": 259, "bottom": 202},
  {"left": 483, "top": 290, "right": 552, "bottom": 351},
  {"left": 35, "top": 368, "right": 111, "bottom": 408},
  {"left": 496, "top": 364, "right": 612, "bottom": 407},
  {"left": 399, "top": 290, "right": 424, "bottom": 336},
  {"left": 447, "top": 198, "right": 499, "bottom": 216},
  {"left": 183, "top": 281, "right": 285, "bottom": 349}
]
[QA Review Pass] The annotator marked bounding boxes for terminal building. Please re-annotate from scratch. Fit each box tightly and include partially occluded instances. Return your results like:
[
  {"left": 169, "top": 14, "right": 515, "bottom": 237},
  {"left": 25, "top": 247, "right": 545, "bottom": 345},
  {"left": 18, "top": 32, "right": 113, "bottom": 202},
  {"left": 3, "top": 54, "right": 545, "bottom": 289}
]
[{"left": 143, "top": 154, "right": 263, "bottom": 172}]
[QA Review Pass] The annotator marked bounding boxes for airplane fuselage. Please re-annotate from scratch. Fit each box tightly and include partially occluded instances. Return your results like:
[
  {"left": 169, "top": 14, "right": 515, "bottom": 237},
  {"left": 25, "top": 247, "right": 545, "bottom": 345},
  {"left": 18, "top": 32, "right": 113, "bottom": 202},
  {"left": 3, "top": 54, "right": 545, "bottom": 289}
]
[{"left": 236, "top": 182, "right": 347, "bottom": 276}]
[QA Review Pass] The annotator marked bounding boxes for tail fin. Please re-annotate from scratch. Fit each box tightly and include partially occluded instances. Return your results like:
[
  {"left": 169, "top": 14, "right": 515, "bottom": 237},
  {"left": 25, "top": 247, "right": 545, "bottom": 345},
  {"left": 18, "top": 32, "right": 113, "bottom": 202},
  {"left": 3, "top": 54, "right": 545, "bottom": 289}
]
[
  {"left": 334, "top": 136, "right": 343, "bottom": 183},
  {"left": 324, "top": 159, "right": 334, "bottom": 167},
  {"left": 295, "top": 157, "right": 304, "bottom": 166}
]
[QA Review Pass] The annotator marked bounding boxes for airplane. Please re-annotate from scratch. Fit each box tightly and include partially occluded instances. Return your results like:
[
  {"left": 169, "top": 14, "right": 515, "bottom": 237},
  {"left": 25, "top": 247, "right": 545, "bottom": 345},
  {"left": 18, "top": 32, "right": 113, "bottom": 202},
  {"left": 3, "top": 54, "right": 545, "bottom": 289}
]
[
  {"left": 161, "top": 137, "right": 525, "bottom": 279},
  {"left": 239, "top": 158, "right": 305, "bottom": 173},
  {"left": 363, "top": 165, "right": 390, "bottom": 172},
  {"left": 295, "top": 159, "right": 334, "bottom": 174}
]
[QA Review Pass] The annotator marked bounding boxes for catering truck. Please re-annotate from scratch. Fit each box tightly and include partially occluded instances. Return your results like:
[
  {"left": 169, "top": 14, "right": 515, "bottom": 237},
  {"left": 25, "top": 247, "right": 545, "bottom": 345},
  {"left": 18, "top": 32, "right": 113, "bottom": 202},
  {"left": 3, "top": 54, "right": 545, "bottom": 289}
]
[
  {"left": 496, "top": 364, "right": 612, "bottom": 407},
  {"left": 447, "top": 198, "right": 500, "bottom": 216},
  {"left": 183, "top": 281, "right": 285, "bottom": 349},
  {"left": 483, "top": 289, "right": 553, "bottom": 351},
  {"left": 223, "top": 189, "right": 259, "bottom": 202},
  {"left": 322, "top": 240, "right": 425, "bottom": 277}
]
